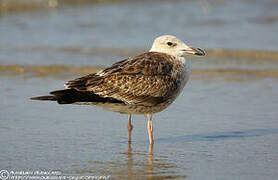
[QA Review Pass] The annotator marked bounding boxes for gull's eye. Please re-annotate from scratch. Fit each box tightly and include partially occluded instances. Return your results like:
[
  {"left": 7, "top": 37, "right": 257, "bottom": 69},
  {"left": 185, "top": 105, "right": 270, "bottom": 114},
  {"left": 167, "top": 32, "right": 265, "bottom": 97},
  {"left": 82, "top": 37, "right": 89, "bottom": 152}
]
[{"left": 167, "top": 42, "right": 173, "bottom": 46}]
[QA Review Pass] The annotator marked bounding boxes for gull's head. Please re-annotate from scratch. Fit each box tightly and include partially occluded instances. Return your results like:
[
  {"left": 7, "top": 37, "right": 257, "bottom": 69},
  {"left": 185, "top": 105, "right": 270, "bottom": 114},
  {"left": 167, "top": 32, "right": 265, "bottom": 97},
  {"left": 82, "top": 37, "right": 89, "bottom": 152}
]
[{"left": 150, "top": 35, "right": 205, "bottom": 57}]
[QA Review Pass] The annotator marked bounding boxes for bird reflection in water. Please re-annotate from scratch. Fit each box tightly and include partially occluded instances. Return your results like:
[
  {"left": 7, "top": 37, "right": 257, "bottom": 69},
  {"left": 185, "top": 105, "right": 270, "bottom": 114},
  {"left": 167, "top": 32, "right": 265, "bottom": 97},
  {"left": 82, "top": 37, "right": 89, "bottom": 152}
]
[
  {"left": 125, "top": 142, "right": 154, "bottom": 178},
  {"left": 84, "top": 142, "right": 185, "bottom": 179},
  {"left": 122, "top": 142, "right": 186, "bottom": 179},
  {"left": 147, "top": 143, "right": 154, "bottom": 176}
]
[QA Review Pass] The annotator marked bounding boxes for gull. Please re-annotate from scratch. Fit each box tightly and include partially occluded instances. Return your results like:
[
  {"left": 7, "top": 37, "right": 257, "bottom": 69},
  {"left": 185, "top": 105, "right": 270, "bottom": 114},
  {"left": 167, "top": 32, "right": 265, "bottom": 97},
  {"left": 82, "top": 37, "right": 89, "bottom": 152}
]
[{"left": 31, "top": 35, "right": 205, "bottom": 144}]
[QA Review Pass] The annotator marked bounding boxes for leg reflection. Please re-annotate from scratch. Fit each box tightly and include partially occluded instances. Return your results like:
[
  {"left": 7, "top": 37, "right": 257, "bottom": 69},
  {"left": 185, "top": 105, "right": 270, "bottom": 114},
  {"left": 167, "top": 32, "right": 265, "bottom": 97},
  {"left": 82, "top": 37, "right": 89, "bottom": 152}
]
[
  {"left": 148, "top": 143, "right": 153, "bottom": 155},
  {"left": 126, "top": 141, "right": 133, "bottom": 177},
  {"left": 147, "top": 143, "right": 154, "bottom": 177},
  {"left": 125, "top": 142, "right": 154, "bottom": 178}
]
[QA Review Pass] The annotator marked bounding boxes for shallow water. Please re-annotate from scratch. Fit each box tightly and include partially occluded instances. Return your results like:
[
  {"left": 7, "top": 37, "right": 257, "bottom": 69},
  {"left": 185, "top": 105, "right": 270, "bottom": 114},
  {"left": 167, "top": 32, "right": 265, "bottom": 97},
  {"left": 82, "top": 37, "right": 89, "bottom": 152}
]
[
  {"left": 1, "top": 71, "right": 278, "bottom": 179},
  {"left": 0, "top": 0, "right": 278, "bottom": 180}
]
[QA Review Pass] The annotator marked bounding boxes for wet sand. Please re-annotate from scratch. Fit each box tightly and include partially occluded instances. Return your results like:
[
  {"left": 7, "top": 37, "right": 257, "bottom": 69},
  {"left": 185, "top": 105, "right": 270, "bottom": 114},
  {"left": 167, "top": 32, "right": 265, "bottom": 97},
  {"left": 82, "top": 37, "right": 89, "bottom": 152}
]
[
  {"left": 1, "top": 0, "right": 278, "bottom": 179},
  {"left": 1, "top": 48, "right": 278, "bottom": 79},
  {"left": 1, "top": 64, "right": 278, "bottom": 79}
]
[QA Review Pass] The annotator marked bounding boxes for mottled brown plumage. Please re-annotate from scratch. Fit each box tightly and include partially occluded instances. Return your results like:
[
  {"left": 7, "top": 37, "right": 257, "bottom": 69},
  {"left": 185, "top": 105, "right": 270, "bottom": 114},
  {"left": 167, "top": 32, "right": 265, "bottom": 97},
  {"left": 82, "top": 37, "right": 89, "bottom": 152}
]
[
  {"left": 65, "top": 52, "right": 184, "bottom": 108},
  {"left": 31, "top": 35, "right": 205, "bottom": 144}
]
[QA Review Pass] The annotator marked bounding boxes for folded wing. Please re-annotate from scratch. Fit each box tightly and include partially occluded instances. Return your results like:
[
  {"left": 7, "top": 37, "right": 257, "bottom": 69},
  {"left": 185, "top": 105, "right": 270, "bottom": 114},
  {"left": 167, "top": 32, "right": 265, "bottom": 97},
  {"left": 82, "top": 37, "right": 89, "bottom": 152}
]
[{"left": 65, "top": 52, "right": 180, "bottom": 106}]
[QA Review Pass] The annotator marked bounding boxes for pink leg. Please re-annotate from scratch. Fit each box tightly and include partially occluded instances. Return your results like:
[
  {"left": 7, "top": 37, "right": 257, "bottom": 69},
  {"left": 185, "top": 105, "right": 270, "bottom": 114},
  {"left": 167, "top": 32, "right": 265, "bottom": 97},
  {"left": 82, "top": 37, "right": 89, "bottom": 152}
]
[
  {"left": 146, "top": 114, "right": 154, "bottom": 145},
  {"left": 127, "top": 114, "right": 133, "bottom": 143}
]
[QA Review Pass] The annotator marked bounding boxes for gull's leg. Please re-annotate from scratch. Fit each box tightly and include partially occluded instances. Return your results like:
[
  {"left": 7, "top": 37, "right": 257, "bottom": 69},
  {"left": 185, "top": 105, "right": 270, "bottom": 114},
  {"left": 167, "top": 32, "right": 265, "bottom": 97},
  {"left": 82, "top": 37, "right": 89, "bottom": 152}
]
[
  {"left": 146, "top": 114, "right": 154, "bottom": 145},
  {"left": 127, "top": 114, "right": 133, "bottom": 143}
]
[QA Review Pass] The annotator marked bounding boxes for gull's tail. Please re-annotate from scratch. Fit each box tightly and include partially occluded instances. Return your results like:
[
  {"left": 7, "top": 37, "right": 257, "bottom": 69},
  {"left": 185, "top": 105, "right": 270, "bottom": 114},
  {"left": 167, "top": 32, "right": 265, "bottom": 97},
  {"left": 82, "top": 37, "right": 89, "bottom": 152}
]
[
  {"left": 30, "top": 95, "right": 58, "bottom": 101},
  {"left": 30, "top": 89, "right": 123, "bottom": 104}
]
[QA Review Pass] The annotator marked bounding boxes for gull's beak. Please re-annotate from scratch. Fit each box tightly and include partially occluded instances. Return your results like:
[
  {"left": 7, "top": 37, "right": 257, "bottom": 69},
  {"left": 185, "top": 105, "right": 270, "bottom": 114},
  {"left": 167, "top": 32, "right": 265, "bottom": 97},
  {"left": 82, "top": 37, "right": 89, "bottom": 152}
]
[{"left": 181, "top": 46, "right": 205, "bottom": 56}]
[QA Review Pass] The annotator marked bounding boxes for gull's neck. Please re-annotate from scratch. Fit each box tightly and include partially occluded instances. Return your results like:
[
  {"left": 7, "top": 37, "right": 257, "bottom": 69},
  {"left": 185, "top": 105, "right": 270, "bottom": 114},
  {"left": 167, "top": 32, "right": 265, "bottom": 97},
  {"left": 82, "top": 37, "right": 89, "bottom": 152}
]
[{"left": 149, "top": 49, "right": 181, "bottom": 58}]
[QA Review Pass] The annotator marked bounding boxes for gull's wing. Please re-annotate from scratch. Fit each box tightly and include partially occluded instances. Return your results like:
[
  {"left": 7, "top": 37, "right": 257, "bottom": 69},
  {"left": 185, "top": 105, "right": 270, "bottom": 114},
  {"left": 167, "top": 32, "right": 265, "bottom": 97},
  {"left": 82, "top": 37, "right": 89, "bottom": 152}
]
[{"left": 65, "top": 52, "right": 181, "bottom": 106}]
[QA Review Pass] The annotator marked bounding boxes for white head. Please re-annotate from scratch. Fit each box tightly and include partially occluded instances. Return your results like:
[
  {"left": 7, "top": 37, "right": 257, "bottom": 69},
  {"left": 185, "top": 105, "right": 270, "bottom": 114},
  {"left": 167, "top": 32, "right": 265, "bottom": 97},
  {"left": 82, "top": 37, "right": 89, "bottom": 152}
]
[{"left": 149, "top": 35, "right": 205, "bottom": 57}]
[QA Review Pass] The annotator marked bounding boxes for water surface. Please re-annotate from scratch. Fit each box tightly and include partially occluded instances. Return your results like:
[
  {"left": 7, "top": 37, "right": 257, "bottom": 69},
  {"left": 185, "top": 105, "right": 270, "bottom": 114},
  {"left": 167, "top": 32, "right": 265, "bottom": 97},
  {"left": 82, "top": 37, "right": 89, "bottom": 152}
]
[
  {"left": 1, "top": 69, "right": 278, "bottom": 179},
  {"left": 0, "top": 0, "right": 278, "bottom": 179}
]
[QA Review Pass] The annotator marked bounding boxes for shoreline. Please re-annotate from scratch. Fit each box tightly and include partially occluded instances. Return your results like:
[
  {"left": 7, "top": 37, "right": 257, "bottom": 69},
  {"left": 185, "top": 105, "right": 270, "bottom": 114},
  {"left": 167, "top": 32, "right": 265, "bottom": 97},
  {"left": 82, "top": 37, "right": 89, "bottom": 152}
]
[{"left": 1, "top": 64, "right": 277, "bottom": 78}]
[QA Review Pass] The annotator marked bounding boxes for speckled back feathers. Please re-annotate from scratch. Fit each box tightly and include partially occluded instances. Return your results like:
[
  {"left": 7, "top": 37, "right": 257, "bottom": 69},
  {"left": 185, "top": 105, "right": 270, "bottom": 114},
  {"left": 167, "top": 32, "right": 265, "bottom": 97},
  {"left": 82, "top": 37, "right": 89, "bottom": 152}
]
[{"left": 65, "top": 52, "right": 187, "bottom": 106}]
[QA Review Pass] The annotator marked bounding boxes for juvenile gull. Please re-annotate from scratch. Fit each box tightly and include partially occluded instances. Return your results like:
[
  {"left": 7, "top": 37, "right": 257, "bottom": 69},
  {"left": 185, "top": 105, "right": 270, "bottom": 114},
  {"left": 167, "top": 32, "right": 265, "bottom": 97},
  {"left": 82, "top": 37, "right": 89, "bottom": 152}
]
[{"left": 31, "top": 35, "right": 205, "bottom": 144}]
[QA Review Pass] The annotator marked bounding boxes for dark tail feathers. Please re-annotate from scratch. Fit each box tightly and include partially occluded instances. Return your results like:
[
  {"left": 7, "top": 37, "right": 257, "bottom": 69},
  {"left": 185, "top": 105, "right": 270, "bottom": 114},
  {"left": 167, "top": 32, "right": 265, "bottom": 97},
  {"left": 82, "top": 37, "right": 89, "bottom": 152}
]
[
  {"left": 30, "top": 96, "right": 58, "bottom": 101},
  {"left": 30, "top": 89, "right": 123, "bottom": 104}
]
